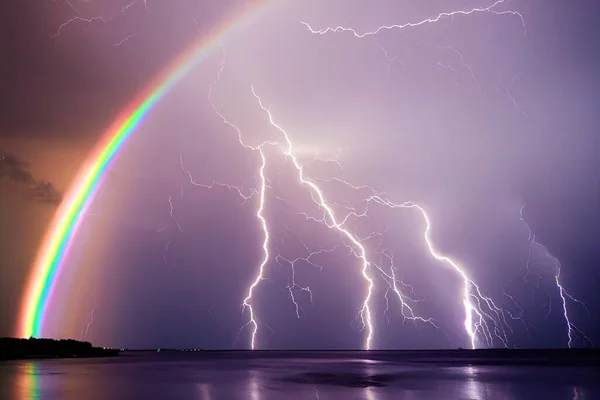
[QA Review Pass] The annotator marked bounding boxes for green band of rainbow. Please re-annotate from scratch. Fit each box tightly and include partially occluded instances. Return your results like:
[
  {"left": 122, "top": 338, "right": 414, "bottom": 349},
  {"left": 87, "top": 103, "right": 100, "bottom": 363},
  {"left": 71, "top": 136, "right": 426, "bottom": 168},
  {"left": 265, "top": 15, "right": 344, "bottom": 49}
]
[{"left": 19, "top": 1, "right": 271, "bottom": 338}]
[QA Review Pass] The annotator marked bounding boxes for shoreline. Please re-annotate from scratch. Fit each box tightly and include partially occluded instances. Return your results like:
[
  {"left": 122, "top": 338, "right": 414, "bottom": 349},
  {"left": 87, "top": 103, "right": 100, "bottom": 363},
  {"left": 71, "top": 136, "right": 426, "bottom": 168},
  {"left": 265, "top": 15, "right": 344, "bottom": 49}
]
[
  {"left": 0, "top": 337, "right": 119, "bottom": 361},
  {"left": 2, "top": 338, "right": 597, "bottom": 366}
]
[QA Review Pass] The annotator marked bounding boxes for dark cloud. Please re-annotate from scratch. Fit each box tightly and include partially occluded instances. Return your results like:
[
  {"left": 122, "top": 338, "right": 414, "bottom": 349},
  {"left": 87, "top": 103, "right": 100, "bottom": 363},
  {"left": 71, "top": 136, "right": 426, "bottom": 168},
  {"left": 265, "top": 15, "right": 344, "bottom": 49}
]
[
  {"left": 0, "top": 152, "right": 62, "bottom": 205},
  {"left": 0, "top": 154, "right": 34, "bottom": 184}
]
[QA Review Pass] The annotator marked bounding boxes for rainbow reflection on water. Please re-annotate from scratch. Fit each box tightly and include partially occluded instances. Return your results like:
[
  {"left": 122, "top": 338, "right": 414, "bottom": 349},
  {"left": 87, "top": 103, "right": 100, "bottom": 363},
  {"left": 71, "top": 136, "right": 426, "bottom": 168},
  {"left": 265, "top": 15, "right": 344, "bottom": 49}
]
[{"left": 16, "top": 362, "right": 39, "bottom": 400}]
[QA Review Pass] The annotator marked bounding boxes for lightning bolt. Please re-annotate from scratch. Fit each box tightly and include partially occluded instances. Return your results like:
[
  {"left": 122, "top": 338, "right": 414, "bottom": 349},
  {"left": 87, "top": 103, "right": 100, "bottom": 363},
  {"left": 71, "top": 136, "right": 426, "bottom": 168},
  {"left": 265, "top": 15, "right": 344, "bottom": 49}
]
[
  {"left": 364, "top": 196, "right": 519, "bottom": 348},
  {"left": 437, "top": 62, "right": 457, "bottom": 73},
  {"left": 234, "top": 79, "right": 527, "bottom": 348},
  {"left": 501, "top": 72, "right": 529, "bottom": 119},
  {"left": 51, "top": 0, "right": 593, "bottom": 350},
  {"left": 240, "top": 87, "right": 517, "bottom": 349},
  {"left": 154, "top": 146, "right": 256, "bottom": 274},
  {"left": 80, "top": 306, "right": 96, "bottom": 340},
  {"left": 289, "top": 0, "right": 536, "bottom": 349},
  {"left": 441, "top": 45, "right": 482, "bottom": 90},
  {"left": 108, "top": 32, "right": 523, "bottom": 348},
  {"left": 191, "top": 14, "right": 201, "bottom": 36},
  {"left": 249, "top": 86, "right": 378, "bottom": 349},
  {"left": 240, "top": 149, "right": 270, "bottom": 350},
  {"left": 205, "top": 49, "right": 381, "bottom": 348},
  {"left": 180, "top": 153, "right": 256, "bottom": 205},
  {"left": 377, "top": 249, "right": 429, "bottom": 326},
  {"left": 376, "top": 43, "right": 404, "bottom": 93},
  {"left": 204, "top": 46, "right": 282, "bottom": 350},
  {"left": 302, "top": 0, "right": 527, "bottom": 114},
  {"left": 59, "top": 0, "right": 83, "bottom": 17},
  {"left": 162, "top": 240, "right": 171, "bottom": 269},
  {"left": 519, "top": 206, "right": 596, "bottom": 348},
  {"left": 154, "top": 191, "right": 187, "bottom": 270},
  {"left": 300, "top": 0, "right": 525, "bottom": 38},
  {"left": 52, "top": 0, "right": 148, "bottom": 46},
  {"left": 168, "top": 196, "right": 183, "bottom": 232}
]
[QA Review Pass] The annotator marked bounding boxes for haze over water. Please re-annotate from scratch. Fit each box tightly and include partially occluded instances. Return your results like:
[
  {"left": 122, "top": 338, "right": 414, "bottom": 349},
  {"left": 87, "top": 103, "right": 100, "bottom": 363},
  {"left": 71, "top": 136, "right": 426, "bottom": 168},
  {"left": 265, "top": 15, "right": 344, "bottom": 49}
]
[{"left": 1, "top": 352, "right": 598, "bottom": 399}]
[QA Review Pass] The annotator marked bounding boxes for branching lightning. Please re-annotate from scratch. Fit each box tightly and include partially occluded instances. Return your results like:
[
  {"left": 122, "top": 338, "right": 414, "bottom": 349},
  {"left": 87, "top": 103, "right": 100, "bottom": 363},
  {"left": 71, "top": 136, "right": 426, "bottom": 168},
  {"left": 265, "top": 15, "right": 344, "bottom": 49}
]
[
  {"left": 519, "top": 205, "right": 596, "bottom": 348},
  {"left": 362, "top": 196, "right": 520, "bottom": 348},
  {"left": 200, "top": 47, "right": 381, "bottom": 348},
  {"left": 52, "top": 0, "right": 148, "bottom": 46},
  {"left": 300, "top": 0, "right": 525, "bottom": 38},
  {"left": 250, "top": 86, "right": 380, "bottom": 349},
  {"left": 303, "top": 0, "right": 528, "bottom": 115},
  {"left": 225, "top": 83, "right": 517, "bottom": 349},
  {"left": 156, "top": 194, "right": 186, "bottom": 269},
  {"left": 52, "top": 0, "right": 596, "bottom": 350}
]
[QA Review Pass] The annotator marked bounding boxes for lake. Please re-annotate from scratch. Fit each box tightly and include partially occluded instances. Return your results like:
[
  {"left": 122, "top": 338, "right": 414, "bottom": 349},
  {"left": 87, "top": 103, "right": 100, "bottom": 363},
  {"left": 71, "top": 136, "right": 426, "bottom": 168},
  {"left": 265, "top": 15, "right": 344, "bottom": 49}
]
[{"left": 1, "top": 351, "right": 598, "bottom": 399}]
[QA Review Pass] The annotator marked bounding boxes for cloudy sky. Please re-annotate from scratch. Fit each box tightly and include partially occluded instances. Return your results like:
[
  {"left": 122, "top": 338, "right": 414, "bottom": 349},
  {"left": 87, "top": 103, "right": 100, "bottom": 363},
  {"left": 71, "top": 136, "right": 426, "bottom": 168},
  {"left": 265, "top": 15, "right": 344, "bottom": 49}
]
[{"left": 1, "top": 0, "right": 599, "bottom": 350}]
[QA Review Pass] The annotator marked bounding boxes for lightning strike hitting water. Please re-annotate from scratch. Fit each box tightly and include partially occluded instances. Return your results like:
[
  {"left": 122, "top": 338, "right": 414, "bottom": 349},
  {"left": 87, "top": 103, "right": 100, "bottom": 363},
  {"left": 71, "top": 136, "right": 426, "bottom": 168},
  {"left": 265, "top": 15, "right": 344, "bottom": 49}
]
[
  {"left": 519, "top": 206, "right": 596, "bottom": 347},
  {"left": 375, "top": 249, "right": 436, "bottom": 328},
  {"left": 203, "top": 47, "right": 286, "bottom": 350},
  {"left": 201, "top": 48, "right": 383, "bottom": 348},
  {"left": 241, "top": 149, "right": 270, "bottom": 350},
  {"left": 163, "top": 240, "right": 171, "bottom": 269},
  {"left": 241, "top": 86, "right": 518, "bottom": 349},
  {"left": 226, "top": 76, "right": 522, "bottom": 348},
  {"left": 249, "top": 86, "right": 378, "bottom": 349},
  {"left": 370, "top": 197, "right": 525, "bottom": 348},
  {"left": 277, "top": 0, "right": 539, "bottom": 349}
]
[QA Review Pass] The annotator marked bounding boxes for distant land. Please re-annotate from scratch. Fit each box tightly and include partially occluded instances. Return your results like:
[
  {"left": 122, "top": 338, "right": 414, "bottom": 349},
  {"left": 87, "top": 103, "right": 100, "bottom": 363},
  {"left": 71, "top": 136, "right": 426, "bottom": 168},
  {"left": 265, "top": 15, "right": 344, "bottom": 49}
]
[
  {"left": 121, "top": 348, "right": 600, "bottom": 366},
  {"left": 0, "top": 338, "right": 119, "bottom": 360},
  {"left": 2, "top": 339, "right": 598, "bottom": 366}
]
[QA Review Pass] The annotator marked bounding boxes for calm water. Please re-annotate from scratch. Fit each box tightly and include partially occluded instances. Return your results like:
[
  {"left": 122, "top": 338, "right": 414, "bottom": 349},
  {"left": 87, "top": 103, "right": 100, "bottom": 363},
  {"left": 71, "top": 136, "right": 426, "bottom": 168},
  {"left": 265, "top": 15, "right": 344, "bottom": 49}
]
[{"left": 1, "top": 352, "right": 598, "bottom": 399}]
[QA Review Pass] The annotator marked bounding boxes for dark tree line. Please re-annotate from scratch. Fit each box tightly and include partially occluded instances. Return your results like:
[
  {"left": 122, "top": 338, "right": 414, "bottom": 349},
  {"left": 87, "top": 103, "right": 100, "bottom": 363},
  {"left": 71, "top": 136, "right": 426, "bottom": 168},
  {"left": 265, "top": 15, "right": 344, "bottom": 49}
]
[{"left": 0, "top": 337, "right": 118, "bottom": 360}]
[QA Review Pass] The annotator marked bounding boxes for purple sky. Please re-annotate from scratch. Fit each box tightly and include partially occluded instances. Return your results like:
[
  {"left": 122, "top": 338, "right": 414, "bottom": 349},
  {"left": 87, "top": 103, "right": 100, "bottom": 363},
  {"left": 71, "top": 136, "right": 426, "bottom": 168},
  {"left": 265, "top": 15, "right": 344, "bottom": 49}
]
[{"left": 1, "top": 0, "right": 599, "bottom": 350}]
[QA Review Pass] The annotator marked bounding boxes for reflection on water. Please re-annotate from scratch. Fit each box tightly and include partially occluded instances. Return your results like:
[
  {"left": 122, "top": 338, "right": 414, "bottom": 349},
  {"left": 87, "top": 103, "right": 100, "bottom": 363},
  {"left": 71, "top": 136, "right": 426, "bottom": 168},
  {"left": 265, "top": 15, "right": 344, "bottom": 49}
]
[
  {"left": 197, "top": 382, "right": 212, "bottom": 400},
  {"left": 363, "top": 362, "right": 378, "bottom": 400},
  {"left": 364, "top": 386, "right": 377, "bottom": 400},
  {"left": 248, "top": 370, "right": 262, "bottom": 400},
  {"left": 1, "top": 354, "right": 598, "bottom": 400},
  {"left": 16, "top": 363, "right": 39, "bottom": 400},
  {"left": 573, "top": 386, "right": 587, "bottom": 400},
  {"left": 463, "top": 365, "right": 483, "bottom": 400}
]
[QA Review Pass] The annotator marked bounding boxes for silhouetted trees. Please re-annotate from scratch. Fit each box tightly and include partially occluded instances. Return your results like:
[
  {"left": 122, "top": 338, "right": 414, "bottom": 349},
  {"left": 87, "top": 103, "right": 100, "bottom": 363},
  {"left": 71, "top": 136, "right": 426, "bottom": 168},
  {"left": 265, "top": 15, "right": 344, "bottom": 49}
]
[{"left": 0, "top": 337, "right": 119, "bottom": 360}]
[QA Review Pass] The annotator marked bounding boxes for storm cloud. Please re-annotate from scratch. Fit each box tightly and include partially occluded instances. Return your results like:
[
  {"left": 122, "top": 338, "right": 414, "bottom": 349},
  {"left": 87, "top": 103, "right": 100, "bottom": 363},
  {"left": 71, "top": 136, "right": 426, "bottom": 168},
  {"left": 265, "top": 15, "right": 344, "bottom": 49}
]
[{"left": 0, "top": 152, "right": 62, "bottom": 205}]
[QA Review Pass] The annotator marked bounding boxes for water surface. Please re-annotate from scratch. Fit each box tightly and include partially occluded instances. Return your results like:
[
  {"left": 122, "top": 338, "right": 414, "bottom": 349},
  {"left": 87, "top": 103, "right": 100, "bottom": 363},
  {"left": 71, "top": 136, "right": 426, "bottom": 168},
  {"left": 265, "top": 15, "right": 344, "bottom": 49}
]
[{"left": 1, "top": 352, "right": 598, "bottom": 399}]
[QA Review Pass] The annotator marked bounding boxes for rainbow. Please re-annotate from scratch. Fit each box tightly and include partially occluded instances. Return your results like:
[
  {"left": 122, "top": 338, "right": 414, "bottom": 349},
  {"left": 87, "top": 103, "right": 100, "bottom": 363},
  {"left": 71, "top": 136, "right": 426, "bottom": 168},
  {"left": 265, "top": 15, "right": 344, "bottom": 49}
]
[{"left": 18, "top": 1, "right": 273, "bottom": 339}]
